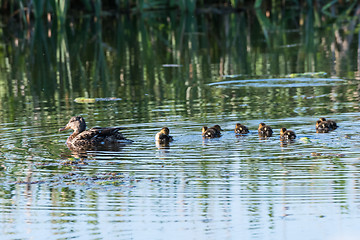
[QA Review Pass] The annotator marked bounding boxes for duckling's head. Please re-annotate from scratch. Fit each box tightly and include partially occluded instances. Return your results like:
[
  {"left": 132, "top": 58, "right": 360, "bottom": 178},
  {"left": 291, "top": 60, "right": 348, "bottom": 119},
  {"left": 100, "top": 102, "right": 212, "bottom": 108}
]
[
  {"left": 258, "top": 123, "right": 266, "bottom": 130},
  {"left": 202, "top": 126, "right": 208, "bottom": 133},
  {"left": 280, "top": 127, "right": 287, "bottom": 135},
  {"left": 316, "top": 120, "right": 322, "bottom": 128},
  {"left": 235, "top": 123, "right": 241, "bottom": 128},
  {"left": 319, "top": 117, "right": 327, "bottom": 122},
  {"left": 213, "top": 125, "right": 223, "bottom": 131},
  {"left": 59, "top": 116, "right": 86, "bottom": 133},
  {"left": 160, "top": 127, "right": 170, "bottom": 135}
]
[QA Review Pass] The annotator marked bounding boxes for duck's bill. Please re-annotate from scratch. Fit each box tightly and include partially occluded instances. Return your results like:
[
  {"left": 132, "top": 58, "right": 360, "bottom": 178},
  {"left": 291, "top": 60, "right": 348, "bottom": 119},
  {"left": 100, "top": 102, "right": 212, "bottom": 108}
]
[{"left": 59, "top": 126, "right": 69, "bottom": 132}]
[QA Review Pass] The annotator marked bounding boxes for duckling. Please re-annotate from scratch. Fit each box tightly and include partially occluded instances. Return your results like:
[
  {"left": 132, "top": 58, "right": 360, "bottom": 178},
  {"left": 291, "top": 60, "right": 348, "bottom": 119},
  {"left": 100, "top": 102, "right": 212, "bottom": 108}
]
[
  {"left": 280, "top": 127, "right": 296, "bottom": 140},
  {"left": 319, "top": 117, "right": 338, "bottom": 130},
  {"left": 234, "top": 123, "right": 249, "bottom": 134},
  {"left": 258, "top": 123, "right": 273, "bottom": 137},
  {"left": 316, "top": 120, "right": 330, "bottom": 133},
  {"left": 59, "top": 116, "right": 132, "bottom": 150},
  {"left": 155, "top": 127, "right": 173, "bottom": 143},
  {"left": 202, "top": 125, "right": 223, "bottom": 138}
]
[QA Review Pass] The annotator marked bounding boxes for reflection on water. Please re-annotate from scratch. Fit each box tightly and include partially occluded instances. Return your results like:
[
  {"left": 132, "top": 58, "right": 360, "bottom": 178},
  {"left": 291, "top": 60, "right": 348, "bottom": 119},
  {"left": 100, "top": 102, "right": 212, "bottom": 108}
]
[
  {"left": 0, "top": 8, "right": 360, "bottom": 240},
  {"left": 1, "top": 115, "right": 360, "bottom": 239}
]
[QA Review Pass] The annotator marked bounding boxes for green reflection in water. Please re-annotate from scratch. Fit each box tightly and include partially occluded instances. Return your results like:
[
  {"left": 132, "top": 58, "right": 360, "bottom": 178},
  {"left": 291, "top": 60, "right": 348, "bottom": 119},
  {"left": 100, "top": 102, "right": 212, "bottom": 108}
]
[{"left": 0, "top": 10, "right": 359, "bottom": 124}]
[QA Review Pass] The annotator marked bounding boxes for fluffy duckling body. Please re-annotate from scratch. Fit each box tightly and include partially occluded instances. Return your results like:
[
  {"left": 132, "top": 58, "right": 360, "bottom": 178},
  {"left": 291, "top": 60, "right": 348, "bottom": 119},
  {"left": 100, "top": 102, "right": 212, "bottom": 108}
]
[
  {"left": 202, "top": 125, "right": 223, "bottom": 138},
  {"left": 59, "top": 116, "right": 132, "bottom": 150},
  {"left": 319, "top": 117, "right": 338, "bottom": 130},
  {"left": 280, "top": 127, "right": 296, "bottom": 140},
  {"left": 258, "top": 123, "right": 273, "bottom": 137},
  {"left": 316, "top": 120, "right": 330, "bottom": 133},
  {"left": 155, "top": 127, "right": 173, "bottom": 143},
  {"left": 234, "top": 123, "right": 249, "bottom": 134}
]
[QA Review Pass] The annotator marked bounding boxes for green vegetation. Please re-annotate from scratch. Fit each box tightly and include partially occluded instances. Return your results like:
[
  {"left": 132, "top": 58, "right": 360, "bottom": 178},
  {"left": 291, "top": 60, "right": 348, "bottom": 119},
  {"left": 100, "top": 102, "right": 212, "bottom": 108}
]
[
  {"left": 0, "top": 0, "right": 358, "bottom": 25},
  {"left": 0, "top": 1, "right": 358, "bottom": 124}
]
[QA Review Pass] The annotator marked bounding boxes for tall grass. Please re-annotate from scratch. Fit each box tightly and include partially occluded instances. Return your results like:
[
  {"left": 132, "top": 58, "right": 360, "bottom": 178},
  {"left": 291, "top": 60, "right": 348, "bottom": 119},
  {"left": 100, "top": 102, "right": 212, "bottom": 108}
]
[{"left": 1, "top": 0, "right": 358, "bottom": 26}]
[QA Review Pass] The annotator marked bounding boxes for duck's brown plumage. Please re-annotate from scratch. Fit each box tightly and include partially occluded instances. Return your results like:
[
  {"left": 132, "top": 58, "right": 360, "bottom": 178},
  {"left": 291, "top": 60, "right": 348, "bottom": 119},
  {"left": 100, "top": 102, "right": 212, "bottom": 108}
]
[
  {"left": 280, "top": 127, "right": 296, "bottom": 140},
  {"left": 155, "top": 127, "right": 173, "bottom": 143},
  {"left": 235, "top": 123, "right": 249, "bottom": 134},
  {"left": 202, "top": 125, "right": 223, "bottom": 138},
  {"left": 59, "top": 116, "right": 132, "bottom": 150},
  {"left": 258, "top": 123, "right": 273, "bottom": 137}
]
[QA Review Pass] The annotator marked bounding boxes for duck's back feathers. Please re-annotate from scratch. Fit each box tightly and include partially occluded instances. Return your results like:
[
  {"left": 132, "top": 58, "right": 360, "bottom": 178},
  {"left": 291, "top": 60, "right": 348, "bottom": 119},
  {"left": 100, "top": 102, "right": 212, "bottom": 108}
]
[
  {"left": 69, "top": 127, "right": 131, "bottom": 149},
  {"left": 89, "top": 127, "right": 125, "bottom": 138}
]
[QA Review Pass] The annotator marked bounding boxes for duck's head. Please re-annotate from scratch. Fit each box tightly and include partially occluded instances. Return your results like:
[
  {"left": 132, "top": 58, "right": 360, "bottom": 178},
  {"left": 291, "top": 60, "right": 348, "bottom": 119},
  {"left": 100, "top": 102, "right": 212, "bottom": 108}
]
[
  {"left": 59, "top": 116, "right": 86, "bottom": 133},
  {"left": 213, "top": 125, "right": 223, "bottom": 131},
  {"left": 235, "top": 123, "right": 241, "bottom": 128},
  {"left": 319, "top": 117, "right": 327, "bottom": 122},
  {"left": 258, "top": 123, "right": 266, "bottom": 130},
  {"left": 202, "top": 126, "right": 208, "bottom": 133},
  {"left": 280, "top": 127, "right": 287, "bottom": 135},
  {"left": 160, "top": 127, "right": 170, "bottom": 135}
]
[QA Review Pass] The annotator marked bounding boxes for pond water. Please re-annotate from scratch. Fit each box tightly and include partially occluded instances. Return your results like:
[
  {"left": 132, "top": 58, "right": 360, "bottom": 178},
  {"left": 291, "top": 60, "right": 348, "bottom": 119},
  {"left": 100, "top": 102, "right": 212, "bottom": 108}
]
[{"left": 1, "top": 9, "right": 360, "bottom": 240}]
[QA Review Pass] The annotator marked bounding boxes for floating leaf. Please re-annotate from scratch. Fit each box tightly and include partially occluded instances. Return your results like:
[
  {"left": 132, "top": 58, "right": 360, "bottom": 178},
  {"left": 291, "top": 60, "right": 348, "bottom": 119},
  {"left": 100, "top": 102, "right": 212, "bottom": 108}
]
[
  {"left": 300, "top": 137, "right": 312, "bottom": 143},
  {"left": 74, "top": 97, "right": 96, "bottom": 103}
]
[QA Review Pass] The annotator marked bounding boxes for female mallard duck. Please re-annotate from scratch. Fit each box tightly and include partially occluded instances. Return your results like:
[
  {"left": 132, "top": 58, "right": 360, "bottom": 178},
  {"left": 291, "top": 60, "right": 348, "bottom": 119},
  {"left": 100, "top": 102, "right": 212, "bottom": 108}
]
[
  {"left": 280, "top": 127, "right": 296, "bottom": 140},
  {"left": 234, "top": 123, "right": 249, "bottom": 134},
  {"left": 155, "top": 127, "right": 173, "bottom": 143},
  {"left": 59, "top": 116, "right": 132, "bottom": 150},
  {"left": 258, "top": 123, "right": 273, "bottom": 137},
  {"left": 202, "top": 125, "right": 223, "bottom": 138},
  {"left": 319, "top": 117, "right": 338, "bottom": 130}
]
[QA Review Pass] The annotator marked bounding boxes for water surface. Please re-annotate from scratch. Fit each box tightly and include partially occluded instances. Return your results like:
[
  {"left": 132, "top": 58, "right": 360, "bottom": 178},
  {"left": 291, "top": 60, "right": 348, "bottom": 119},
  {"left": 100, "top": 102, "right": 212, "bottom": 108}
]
[{"left": 0, "top": 9, "right": 360, "bottom": 240}]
